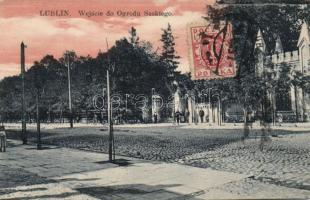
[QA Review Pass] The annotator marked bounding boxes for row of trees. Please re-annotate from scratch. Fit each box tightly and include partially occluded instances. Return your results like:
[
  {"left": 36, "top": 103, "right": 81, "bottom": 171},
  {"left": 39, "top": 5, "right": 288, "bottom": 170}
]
[{"left": 0, "top": 24, "right": 191, "bottom": 123}]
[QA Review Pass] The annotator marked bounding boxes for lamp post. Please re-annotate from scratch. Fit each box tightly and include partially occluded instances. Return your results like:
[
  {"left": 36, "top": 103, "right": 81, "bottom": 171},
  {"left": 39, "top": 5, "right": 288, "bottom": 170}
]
[
  {"left": 107, "top": 70, "right": 113, "bottom": 162},
  {"left": 106, "top": 39, "right": 115, "bottom": 163},
  {"left": 21, "top": 42, "right": 27, "bottom": 144},
  {"left": 65, "top": 51, "right": 74, "bottom": 128},
  {"left": 36, "top": 87, "right": 41, "bottom": 150}
]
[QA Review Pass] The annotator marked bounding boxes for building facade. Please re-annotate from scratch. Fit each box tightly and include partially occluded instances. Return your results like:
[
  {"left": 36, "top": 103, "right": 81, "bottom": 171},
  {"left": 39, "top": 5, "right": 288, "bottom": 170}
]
[
  {"left": 255, "top": 21, "right": 310, "bottom": 121},
  {"left": 164, "top": 21, "right": 310, "bottom": 124}
]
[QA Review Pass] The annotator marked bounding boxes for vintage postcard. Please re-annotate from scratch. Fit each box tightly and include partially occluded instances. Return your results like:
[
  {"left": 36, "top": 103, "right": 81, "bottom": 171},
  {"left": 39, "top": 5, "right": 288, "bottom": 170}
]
[{"left": 0, "top": 0, "right": 310, "bottom": 199}]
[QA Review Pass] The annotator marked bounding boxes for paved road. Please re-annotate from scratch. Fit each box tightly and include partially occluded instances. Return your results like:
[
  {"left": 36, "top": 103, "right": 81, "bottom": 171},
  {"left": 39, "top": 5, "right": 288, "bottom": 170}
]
[
  {"left": 1, "top": 139, "right": 310, "bottom": 199},
  {"left": 3, "top": 125, "right": 310, "bottom": 199},
  {"left": 6, "top": 126, "right": 245, "bottom": 162},
  {"left": 0, "top": 140, "right": 248, "bottom": 200},
  {"left": 181, "top": 133, "right": 310, "bottom": 192}
]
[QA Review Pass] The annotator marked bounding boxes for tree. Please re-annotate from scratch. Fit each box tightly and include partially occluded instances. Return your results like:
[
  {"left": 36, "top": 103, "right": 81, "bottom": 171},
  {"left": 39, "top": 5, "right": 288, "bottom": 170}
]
[
  {"left": 203, "top": 3, "right": 309, "bottom": 124},
  {"left": 26, "top": 61, "right": 48, "bottom": 149},
  {"left": 39, "top": 55, "right": 66, "bottom": 122},
  {"left": 160, "top": 23, "right": 182, "bottom": 118},
  {"left": 0, "top": 27, "right": 186, "bottom": 123},
  {"left": 160, "top": 23, "right": 180, "bottom": 87},
  {"left": 128, "top": 27, "right": 139, "bottom": 46},
  {"left": 60, "top": 51, "right": 78, "bottom": 127},
  {"left": 291, "top": 70, "right": 304, "bottom": 122}
]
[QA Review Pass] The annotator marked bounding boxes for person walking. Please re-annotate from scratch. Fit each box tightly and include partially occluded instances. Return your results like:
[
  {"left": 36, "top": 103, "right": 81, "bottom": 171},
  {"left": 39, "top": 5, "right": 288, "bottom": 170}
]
[
  {"left": 175, "top": 110, "right": 181, "bottom": 125},
  {"left": 153, "top": 112, "right": 158, "bottom": 123},
  {"left": 0, "top": 126, "right": 6, "bottom": 152},
  {"left": 185, "top": 109, "right": 190, "bottom": 123},
  {"left": 199, "top": 109, "right": 205, "bottom": 123}
]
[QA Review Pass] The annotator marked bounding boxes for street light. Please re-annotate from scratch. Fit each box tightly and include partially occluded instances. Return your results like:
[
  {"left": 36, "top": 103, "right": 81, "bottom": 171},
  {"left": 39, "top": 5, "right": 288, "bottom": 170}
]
[
  {"left": 64, "top": 51, "right": 74, "bottom": 128},
  {"left": 21, "top": 42, "right": 27, "bottom": 144}
]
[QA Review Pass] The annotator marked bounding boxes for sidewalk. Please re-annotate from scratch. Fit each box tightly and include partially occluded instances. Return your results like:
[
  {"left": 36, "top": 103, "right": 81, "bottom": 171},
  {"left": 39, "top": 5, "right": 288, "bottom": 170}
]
[
  {"left": 1, "top": 140, "right": 309, "bottom": 199},
  {"left": 4, "top": 121, "right": 310, "bottom": 131},
  {"left": 0, "top": 139, "right": 248, "bottom": 200}
]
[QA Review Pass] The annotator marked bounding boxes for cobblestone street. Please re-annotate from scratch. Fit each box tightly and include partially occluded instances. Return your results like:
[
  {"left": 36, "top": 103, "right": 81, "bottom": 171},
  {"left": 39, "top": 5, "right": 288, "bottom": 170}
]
[
  {"left": 1, "top": 136, "right": 310, "bottom": 199},
  {"left": 180, "top": 132, "right": 310, "bottom": 192},
  {"left": 2, "top": 124, "right": 310, "bottom": 199},
  {"left": 6, "top": 126, "right": 245, "bottom": 162}
]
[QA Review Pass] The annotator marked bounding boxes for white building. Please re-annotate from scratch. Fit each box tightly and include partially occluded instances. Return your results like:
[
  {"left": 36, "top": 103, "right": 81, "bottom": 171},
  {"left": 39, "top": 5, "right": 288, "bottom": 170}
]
[{"left": 255, "top": 21, "right": 310, "bottom": 121}]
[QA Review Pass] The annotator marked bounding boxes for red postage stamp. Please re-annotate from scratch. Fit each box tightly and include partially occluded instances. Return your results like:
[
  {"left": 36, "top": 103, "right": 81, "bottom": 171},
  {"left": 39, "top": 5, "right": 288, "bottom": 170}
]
[{"left": 188, "top": 21, "right": 236, "bottom": 80}]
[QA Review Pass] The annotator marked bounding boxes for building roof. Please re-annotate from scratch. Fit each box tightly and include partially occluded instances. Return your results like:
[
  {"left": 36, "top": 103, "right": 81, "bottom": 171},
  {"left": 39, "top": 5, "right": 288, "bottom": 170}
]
[
  {"left": 254, "top": 28, "right": 266, "bottom": 53},
  {"left": 274, "top": 35, "right": 283, "bottom": 54}
]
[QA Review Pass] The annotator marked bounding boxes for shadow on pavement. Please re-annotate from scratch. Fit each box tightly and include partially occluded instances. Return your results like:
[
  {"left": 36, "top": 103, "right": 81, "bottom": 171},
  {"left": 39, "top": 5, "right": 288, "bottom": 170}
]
[
  {"left": 76, "top": 183, "right": 204, "bottom": 199},
  {"left": 0, "top": 165, "right": 56, "bottom": 189},
  {"left": 0, "top": 187, "right": 47, "bottom": 195},
  {"left": 56, "top": 177, "right": 101, "bottom": 182},
  {"left": 0, "top": 192, "right": 80, "bottom": 200},
  {"left": 95, "top": 159, "right": 134, "bottom": 166},
  {"left": 1, "top": 183, "right": 205, "bottom": 200},
  {"left": 24, "top": 146, "right": 61, "bottom": 150}
]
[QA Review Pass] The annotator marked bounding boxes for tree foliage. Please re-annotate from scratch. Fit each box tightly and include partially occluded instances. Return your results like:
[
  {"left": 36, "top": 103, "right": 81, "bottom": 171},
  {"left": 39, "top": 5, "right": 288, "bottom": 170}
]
[{"left": 0, "top": 26, "right": 182, "bottom": 122}]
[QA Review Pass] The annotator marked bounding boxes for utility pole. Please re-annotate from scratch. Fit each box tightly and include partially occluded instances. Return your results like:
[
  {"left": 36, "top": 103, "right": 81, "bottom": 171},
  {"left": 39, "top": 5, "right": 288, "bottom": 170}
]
[
  {"left": 106, "top": 39, "right": 114, "bottom": 162},
  {"left": 107, "top": 70, "right": 113, "bottom": 162},
  {"left": 21, "top": 42, "right": 27, "bottom": 144},
  {"left": 66, "top": 52, "right": 73, "bottom": 128}
]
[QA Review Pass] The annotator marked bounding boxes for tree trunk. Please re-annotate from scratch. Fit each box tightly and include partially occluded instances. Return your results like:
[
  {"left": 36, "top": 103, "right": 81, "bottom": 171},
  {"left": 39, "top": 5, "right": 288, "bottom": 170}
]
[
  {"left": 36, "top": 90, "right": 41, "bottom": 150},
  {"left": 48, "top": 103, "right": 51, "bottom": 123},
  {"left": 86, "top": 109, "right": 88, "bottom": 124},
  {"left": 60, "top": 109, "right": 63, "bottom": 123},
  {"left": 302, "top": 88, "right": 305, "bottom": 122},
  {"left": 243, "top": 107, "right": 247, "bottom": 126},
  {"left": 272, "top": 89, "right": 276, "bottom": 126}
]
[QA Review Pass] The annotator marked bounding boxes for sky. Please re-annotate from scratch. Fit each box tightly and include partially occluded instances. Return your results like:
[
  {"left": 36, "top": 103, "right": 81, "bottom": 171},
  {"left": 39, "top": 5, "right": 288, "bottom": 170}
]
[{"left": 0, "top": 0, "right": 215, "bottom": 79}]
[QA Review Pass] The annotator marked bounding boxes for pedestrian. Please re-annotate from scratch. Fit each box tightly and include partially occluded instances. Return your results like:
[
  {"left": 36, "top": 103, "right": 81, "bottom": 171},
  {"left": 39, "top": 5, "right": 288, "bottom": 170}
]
[
  {"left": 199, "top": 109, "right": 205, "bottom": 123},
  {"left": 153, "top": 112, "right": 158, "bottom": 123},
  {"left": 194, "top": 109, "right": 198, "bottom": 125},
  {"left": 259, "top": 120, "right": 272, "bottom": 151},
  {"left": 118, "top": 111, "right": 122, "bottom": 124},
  {"left": 0, "top": 126, "right": 6, "bottom": 152},
  {"left": 243, "top": 115, "right": 251, "bottom": 142},
  {"left": 277, "top": 113, "right": 283, "bottom": 126},
  {"left": 175, "top": 110, "right": 180, "bottom": 125},
  {"left": 185, "top": 109, "right": 190, "bottom": 123},
  {"left": 115, "top": 109, "right": 121, "bottom": 124}
]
